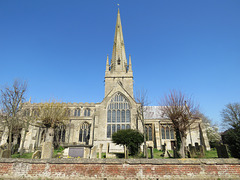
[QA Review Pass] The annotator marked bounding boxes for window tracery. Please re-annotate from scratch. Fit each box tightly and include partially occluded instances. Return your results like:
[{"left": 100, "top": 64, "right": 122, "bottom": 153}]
[
  {"left": 107, "top": 93, "right": 131, "bottom": 138},
  {"left": 79, "top": 122, "right": 90, "bottom": 144}
]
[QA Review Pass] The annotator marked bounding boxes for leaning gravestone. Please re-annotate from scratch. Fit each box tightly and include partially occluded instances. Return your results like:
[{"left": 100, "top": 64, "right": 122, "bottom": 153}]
[
  {"left": 41, "top": 142, "right": 53, "bottom": 159},
  {"left": 2, "top": 149, "right": 11, "bottom": 158},
  {"left": 90, "top": 145, "right": 98, "bottom": 159},
  {"left": 216, "top": 144, "right": 229, "bottom": 158},
  {"left": 32, "top": 150, "right": 41, "bottom": 159}
]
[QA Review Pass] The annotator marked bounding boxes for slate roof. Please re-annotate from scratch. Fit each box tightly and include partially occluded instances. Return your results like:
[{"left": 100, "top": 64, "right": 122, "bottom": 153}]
[{"left": 143, "top": 106, "right": 166, "bottom": 119}]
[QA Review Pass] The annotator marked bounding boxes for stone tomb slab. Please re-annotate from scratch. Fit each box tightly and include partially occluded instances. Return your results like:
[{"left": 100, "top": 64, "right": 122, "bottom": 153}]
[{"left": 69, "top": 147, "right": 84, "bottom": 158}]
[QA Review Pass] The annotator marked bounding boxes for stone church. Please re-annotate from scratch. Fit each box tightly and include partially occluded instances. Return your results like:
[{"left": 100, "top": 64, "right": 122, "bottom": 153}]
[{"left": 0, "top": 9, "right": 210, "bottom": 156}]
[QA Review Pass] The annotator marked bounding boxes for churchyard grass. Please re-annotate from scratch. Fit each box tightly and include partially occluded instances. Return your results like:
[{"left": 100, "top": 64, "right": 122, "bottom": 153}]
[{"left": 11, "top": 152, "right": 33, "bottom": 159}]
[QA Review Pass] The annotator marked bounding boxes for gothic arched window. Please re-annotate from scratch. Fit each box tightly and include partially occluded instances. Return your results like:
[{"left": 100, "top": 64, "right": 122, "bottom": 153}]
[
  {"left": 79, "top": 122, "right": 91, "bottom": 144},
  {"left": 145, "top": 124, "right": 153, "bottom": 141},
  {"left": 170, "top": 128, "right": 175, "bottom": 139},
  {"left": 166, "top": 127, "right": 170, "bottom": 139},
  {"left": 74, "top": 108, "right": 81, "bottom": 116},
  {"left": 107, "top": 93, "right": 131, "bottom": 138},
  {"left": 84, "top": 109, "right": 90, "bottom": 117}
]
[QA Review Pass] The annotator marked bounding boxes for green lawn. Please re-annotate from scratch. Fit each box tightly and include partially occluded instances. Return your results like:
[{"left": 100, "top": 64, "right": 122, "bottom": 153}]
[
  {"left": 11, "top": 152, "right": 33, "bottom": 159},
  {"left": 10, "top": 147, "right": 220, "bottom": 159}
]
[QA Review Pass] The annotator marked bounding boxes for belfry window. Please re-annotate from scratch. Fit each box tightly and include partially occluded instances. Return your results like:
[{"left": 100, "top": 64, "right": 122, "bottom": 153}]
[
  {"left": 107, "top": 93, "right": 131, "bottom": 138},
  {"left": 79, "top": 122, "right": 90, "bottom": 144},
  {"left": 84, "top": 108, "right": 90, "bottom": 116},
  {"left": 74, "top": 108, "right": 80, "bottom": 116}
]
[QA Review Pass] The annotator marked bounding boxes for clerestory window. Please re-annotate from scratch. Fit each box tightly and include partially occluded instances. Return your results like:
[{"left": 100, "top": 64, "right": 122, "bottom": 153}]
[{"left": 107, "top": 93, "right": 131, "bottom": 138}]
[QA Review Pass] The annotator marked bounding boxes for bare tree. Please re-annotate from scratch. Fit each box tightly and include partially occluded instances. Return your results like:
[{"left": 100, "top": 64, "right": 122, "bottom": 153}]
[
  {"left": 0, "top": 80, "right": 27, "bottom": 154},
  {"left": 37, "top": 100, "right": 69, "bottom": 145},
  {"left": 135, "top": 88, "right": 149, "bottom": 158},
  {"left": 160, "top": 90, "right": 199, "bottom": 158},
  {"left": 221, "top": 103, "right": 240, "bottom": 129}
]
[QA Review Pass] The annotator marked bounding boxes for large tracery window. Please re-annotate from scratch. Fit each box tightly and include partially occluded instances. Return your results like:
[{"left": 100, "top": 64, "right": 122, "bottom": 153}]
[{"left": 107, "top": 93, "right": 131, "bottom": 138}]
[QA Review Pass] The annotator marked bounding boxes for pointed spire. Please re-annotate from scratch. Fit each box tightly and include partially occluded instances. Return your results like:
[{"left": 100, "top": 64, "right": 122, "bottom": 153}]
[
  {"left": 128, "top": 55, "right": 132, "bottom": 72},
  {"left": 110, "top": 9, "right": 127, "bottom": 72},
  {"left": 106, "top": 55, "right": 109, "bottom": 71}
]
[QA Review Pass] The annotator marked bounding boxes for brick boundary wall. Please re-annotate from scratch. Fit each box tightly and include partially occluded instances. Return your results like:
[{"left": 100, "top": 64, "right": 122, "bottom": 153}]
[{"left": 0, "top": 158, "right": 240, "bottom": 179}]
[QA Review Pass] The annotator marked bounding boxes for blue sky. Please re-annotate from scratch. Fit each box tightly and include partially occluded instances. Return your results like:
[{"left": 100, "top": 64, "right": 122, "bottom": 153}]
[{"left": 0, "top": 0, "right": 239, "bottom": 128}]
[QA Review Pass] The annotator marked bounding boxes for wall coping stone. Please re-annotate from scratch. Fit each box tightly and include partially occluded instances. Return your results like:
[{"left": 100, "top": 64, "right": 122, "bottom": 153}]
[{"left": 0, "top": 158, "right": 239, "bottom": 165}]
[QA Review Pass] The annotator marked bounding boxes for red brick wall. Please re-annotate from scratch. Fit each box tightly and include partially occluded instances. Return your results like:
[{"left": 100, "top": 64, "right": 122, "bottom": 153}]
[{"left": 0, "top": 159, "right": 239, "bottom": 179}]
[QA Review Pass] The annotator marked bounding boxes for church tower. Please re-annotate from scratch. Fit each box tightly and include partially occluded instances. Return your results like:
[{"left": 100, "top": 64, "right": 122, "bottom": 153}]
[{"left": 105, "top": 9, "right": 133, "bottom": 98}]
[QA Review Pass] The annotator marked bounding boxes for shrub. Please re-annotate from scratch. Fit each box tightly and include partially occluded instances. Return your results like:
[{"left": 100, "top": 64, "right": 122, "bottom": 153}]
[{"left": 112, "top": 129, "right": 144, "bottom": 156}]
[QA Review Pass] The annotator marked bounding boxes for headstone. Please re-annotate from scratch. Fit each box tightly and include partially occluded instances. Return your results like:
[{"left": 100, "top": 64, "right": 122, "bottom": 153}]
[
  {"left": 84, "top": 147, "right": 90, "bottom": 158},
  {"left": 32, "top": 150, "right": 41, "bottom": 159},
  {"left": 189, "top": 146, "right": 196, "bottom": 157},
  {"left": 195, "top": 143, "right": 200, "bottom": 152},
  {"left": 162, "top": 143, "right": 166, "bottom": 152},
  {"left": 1, "top": 149, "right": 11, "bottom": 158},
  {"left": 106, "top": 143, "right": 110, "bottom": 157},
  {"left": 149, "top": 147, "right": 153, "bottom": 159},
  {"left": 99, "top": 144, "right": 103, "bottom": 159},
  {"left": 41, "top": 142, "right": 53, "bottom": 159},
  {"left": 90, "top": 145, "right": 98, "bottom": 159},
  {"left": 216, "top": 144, "right": 229, "bottom": 158}
]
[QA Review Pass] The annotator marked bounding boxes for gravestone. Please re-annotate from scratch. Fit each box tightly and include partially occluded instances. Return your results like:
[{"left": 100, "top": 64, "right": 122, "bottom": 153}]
[
  {"left": 99, "top": 144, "right": 103, "bottom": 159},
  {"left": 216, "top": 144, "right": 229, "bottom": 158},
  {"left": 32, "top": 150, "right": 41, "bottom": 159},
  {"left": 162, "top": 144, "right": 166, "bottom": 152},
  {"left": 195, "top": 143, "right": 200, "bottom": 152},
  {"left": 149, "top": 147, "right": 153, "bottom": 159},
  {"left": 189, "top": 146, "right": 196, "bottom": 157},
  {"left": 41, "top": 142, "right": 53, "bottom": 159},
  {"left": 69, "top": 147, "right": 84, "bottom": 158},
  {"left": 90, "top": 145, "right": 98, "bottom": 159},
  {"left": 84, "top": 147, "right": 90, "bottom": 158},
  {"left": 2, "top": 149, "right": 11, "bottom": 158}
]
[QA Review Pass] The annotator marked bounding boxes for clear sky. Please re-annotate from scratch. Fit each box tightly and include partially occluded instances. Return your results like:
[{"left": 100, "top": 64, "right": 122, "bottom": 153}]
[{"left": 0, "top": 0, "right": 239, "bottom": 128}]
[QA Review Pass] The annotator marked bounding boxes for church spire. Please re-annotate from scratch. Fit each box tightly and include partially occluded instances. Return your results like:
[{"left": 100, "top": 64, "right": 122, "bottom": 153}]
[{"left": 110, "top": 9, "right": 127, "bottom": 72}]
